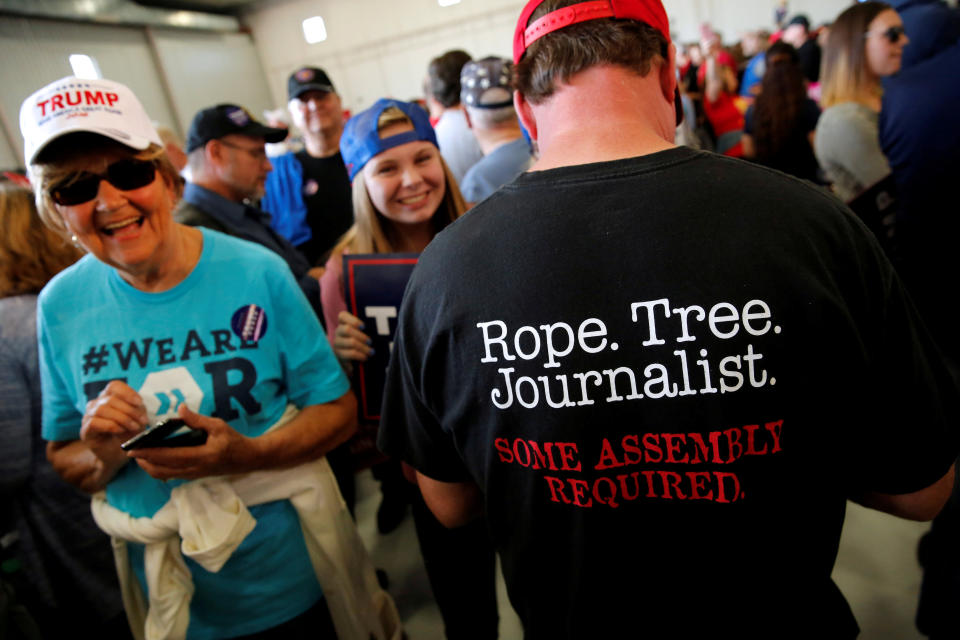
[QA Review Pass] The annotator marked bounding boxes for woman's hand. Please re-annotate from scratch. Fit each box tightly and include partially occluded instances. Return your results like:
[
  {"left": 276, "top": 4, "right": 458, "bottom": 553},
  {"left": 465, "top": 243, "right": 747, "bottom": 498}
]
[
  {"left": 128, "top": 396, "right": 357, "bottom": 481},
  {"left": 46, "top": 380, "right": 148, "bottom": 493},
  {"left": 81, "top": 380, "right": 148, "bottom": 469},
  {"left": 333, "top": 311, "right": 373, "bottom": 362},
  {"left": 127, "top": 404, "right": 256, "bottom": 481}
]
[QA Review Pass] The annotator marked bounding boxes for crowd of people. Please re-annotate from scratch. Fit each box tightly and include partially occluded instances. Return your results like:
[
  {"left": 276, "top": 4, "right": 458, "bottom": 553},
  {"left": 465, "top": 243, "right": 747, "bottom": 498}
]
[{"left": 1, "top": 0, "right": 959, "bottom": 638}]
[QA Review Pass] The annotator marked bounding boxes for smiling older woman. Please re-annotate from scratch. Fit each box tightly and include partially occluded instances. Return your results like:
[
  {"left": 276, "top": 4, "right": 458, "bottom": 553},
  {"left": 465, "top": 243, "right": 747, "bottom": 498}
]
[{"left": 20, "top": 77, "right": 399, "bottom": 640}]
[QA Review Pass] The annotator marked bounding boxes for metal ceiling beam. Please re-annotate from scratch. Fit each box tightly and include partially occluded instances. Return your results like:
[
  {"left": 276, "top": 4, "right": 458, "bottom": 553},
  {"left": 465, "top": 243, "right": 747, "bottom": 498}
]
[{"left": 0, "top": 0, "right": 240, "bottom": 31}]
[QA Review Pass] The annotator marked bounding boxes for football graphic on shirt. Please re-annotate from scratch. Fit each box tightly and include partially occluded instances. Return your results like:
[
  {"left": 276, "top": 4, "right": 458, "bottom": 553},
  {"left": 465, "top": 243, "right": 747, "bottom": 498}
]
[{"left": 138, "top": 366, "right": 204, "bottom": 423}]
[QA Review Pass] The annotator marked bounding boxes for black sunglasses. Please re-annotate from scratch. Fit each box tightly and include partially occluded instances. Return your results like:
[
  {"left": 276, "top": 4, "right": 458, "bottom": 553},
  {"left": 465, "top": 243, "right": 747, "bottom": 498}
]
[
  {"left": 866, "top": 25, "right": 906, "bottom": 44},
  {"left": 49, "top": 158, "right": 157, "bottom": 206}
]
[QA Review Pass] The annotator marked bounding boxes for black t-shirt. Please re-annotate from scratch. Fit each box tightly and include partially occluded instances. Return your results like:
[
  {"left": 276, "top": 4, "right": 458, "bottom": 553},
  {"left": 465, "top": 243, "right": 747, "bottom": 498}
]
[
  {"left": 682, "top": 64, "right": 700, "bottom": 95},
  {"left": 379, "top": 147, "right": 959, "bottom": 638},
  {"left": 797, "top": 39, "right": 822, "bottom": 83},
  {"left": 294, "top": 150, "right": 354, "bottom": 266}
]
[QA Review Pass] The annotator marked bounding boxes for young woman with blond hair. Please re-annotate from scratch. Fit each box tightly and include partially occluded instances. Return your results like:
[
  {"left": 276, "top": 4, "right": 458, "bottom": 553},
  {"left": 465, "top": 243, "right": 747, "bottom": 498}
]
[
  {"left": 814, "top": 1, "right": 910, "bottom": 202},
  {"left": 320, "top": 98, "right": 500, "bottom": 639}
]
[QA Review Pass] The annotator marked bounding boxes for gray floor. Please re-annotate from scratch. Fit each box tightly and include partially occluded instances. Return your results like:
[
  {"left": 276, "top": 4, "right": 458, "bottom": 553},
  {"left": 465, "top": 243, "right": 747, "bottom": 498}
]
[
  {"left": 834, "top": 502, "right": 930, "bottom": 639},
  {"left": 355, "top": 470, "right": 930, "bottom": 639}
]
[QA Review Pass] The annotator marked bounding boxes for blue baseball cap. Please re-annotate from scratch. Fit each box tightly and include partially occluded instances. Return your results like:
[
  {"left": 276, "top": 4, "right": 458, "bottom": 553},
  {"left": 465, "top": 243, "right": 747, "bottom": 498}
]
[{"left": 340, "top": 98, "right": 437, "bottom": 181}]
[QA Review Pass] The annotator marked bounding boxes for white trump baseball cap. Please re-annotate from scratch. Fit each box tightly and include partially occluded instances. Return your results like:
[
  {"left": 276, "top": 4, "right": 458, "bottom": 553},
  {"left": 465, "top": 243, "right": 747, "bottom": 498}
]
[{"left": 19, "top": 76, "right": 162, "bottom": 165}]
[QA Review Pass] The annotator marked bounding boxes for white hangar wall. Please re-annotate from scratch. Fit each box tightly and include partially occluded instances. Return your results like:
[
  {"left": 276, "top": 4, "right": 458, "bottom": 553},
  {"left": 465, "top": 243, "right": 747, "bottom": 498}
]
[
  {"left": 1, "top": 0, "right": 860, "bottom": 168},
  {"left": 242, "top": 0, "right": 854, "bottom": 115}
]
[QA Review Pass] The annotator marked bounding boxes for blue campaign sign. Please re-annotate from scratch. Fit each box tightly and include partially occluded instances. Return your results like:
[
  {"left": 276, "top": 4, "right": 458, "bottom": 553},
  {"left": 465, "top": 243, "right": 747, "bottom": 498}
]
[{"left": 343, "top": 253, "right": 419, "bottom": 421}]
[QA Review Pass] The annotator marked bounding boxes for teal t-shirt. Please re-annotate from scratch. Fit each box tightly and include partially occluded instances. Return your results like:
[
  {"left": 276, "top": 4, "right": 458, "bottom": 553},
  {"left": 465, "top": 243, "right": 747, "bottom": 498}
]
[{"left": 38, "top": 228, "right": 350, "bottom": 638}]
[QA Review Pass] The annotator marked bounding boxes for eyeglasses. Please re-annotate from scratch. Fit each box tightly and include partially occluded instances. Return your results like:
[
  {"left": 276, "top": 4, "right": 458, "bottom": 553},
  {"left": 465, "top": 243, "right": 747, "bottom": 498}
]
[
  {"left": 865, "top": 25, "right": 906, "bottom": 44},
  {"left": 217, "top": 139, "right": 268, "bottom": 162},
  {"left": 49, "top": 159, "right": 157, "bottom": 206}
]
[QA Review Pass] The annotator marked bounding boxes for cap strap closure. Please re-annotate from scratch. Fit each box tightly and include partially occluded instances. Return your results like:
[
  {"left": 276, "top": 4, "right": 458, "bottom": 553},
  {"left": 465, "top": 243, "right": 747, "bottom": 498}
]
[
  {"left": 513, "top": 0, "right": 671, "bottom": 64},
  {"left": 378, "top": 129, "right": 421, "bottom": 155},
  {"left": 523, "top": 1, "right": 614, "bottom": 54},
  {"left": 523, "top": 0, "right": 613, "bottom": 49}
]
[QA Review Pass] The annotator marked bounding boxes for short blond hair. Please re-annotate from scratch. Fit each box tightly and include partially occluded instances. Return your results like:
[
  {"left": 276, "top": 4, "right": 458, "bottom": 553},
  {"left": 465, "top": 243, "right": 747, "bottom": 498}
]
[
  {"left": 0, "top": 181, "right": 82, "bottom": 296},
  {"left": 28, "top": 133, "right": 183, "bottom": 238},
  {"left": 333, "top": 106, "right": 466, "bottom": 255}
]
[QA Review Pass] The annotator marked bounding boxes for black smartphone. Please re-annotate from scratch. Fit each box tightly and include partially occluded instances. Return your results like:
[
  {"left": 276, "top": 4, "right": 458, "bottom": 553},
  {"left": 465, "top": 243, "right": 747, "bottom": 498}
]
[{"left": 120, "top": 418, "right": 208, "bottom": 451}]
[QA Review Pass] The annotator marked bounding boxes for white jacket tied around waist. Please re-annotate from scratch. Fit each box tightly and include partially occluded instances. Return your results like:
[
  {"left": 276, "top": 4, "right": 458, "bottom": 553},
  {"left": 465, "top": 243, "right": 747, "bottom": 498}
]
[{"left": 91, "top": 404, "right": 401, "bottom": 640}]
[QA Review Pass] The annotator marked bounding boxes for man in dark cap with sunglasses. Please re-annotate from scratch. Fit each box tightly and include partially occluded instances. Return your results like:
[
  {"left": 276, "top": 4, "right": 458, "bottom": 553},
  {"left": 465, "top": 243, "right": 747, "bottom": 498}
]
[
  {"left": 261, "top": 67, "right": 353, "bottom": 268},
  {"left": 175, "top": 103, "right": 325, "bottom": 321},
  {"left": 377, "top": 0, "right": 960, "bottom": 637}
]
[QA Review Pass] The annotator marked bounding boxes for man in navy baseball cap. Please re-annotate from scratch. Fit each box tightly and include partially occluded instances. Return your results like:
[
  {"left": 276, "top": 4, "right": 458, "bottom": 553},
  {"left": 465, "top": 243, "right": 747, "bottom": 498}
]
[
  {"left": 287, "top": 66, "right": 336, "bottom": 100},
  {"left": 185, "top": 103, "right": 286, "bottom": 154},
  {"left": 260, "top": 67, "right": 354, "bottom": 271},
  {"left": 177, "top": 103, "right": 325, "bottom": 324},
  {"left": 377, "top": 1, "right": 960, "bottom": 637}
]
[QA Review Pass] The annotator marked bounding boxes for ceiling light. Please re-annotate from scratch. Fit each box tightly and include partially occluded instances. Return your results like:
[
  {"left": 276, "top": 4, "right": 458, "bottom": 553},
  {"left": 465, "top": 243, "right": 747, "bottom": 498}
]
[{"left": 302, "top": 16, "right": 327, "bottom": 44}]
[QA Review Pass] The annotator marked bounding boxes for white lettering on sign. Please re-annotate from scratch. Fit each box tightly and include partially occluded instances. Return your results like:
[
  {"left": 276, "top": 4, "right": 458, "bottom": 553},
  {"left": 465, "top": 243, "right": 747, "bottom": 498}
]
[{"left": 365, "top": 306, "right": 397, "bottom": 336}]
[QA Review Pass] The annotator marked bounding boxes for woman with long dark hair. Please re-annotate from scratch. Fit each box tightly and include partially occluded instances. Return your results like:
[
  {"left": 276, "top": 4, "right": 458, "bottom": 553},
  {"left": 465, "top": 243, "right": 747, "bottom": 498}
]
[{"left": 742, "top": 41, "right": 823, "bottom": 183}]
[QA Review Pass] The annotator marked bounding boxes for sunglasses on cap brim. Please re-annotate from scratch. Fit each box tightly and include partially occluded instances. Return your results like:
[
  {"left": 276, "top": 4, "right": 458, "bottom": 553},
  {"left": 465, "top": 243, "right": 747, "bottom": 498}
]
[{"left": 49, "top": 158, "right": 157, "bottom": 206}]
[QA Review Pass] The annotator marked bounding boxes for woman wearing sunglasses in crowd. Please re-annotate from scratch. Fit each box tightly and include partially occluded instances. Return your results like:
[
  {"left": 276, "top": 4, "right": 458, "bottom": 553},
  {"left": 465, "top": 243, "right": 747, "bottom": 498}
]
[
  {"left": 19, "top": 76, "right": 399, "bottom": 640},
  {"left": 814, "top": 1, "right": 909, "bottom": 203},
  {"left": 320, "top": 99, "right": 500, "bottom": 640}
]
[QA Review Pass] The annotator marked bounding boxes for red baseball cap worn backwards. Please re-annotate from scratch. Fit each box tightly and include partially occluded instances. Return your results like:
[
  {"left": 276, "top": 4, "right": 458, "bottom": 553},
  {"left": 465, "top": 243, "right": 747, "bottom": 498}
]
[
  {"left": 513, "top": 0, "right": 671, "bottom": 64},
  {"left": 511, "top": 0, "right": 682, "bottom": 125}
]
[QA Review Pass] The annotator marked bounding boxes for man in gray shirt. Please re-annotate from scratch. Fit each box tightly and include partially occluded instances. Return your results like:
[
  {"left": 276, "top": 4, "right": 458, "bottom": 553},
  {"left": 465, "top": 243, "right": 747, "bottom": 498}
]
[
  {"left": 425, "top": 49, "right": 484, "bottom": 184},
  {"left": 459, "top": 56, "right": 533, "bottom": 205}
]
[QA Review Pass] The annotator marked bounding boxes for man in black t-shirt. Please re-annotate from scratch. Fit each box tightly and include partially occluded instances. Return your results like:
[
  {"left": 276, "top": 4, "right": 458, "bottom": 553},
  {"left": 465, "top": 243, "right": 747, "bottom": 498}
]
[
  {"left": 377, "top": 1, "right": 959, "bottom": 638},
  {"left": 262, "top": 67, "right": 354, "bottom": 266},
  {"left": 258, "top": 71, "right": 359, "bottom": 510}
]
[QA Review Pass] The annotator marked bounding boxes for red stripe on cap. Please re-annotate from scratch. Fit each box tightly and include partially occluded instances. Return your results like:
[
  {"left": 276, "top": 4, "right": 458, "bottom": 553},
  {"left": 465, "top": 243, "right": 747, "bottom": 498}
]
[{"left": 513, "top": 0, "right": 671, "bottom": 64}]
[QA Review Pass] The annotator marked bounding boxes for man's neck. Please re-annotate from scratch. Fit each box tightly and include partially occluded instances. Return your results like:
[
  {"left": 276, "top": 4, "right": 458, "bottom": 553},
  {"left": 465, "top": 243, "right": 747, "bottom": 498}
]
[
  {"left": 441, "top": 104, "right": 464, "bottom": 119},
  {"left": 190, "top": 177, "right": 244, "bottom": 205},
  {"left": 475, "top": 124, "right": 523, "bottom": 156},
  {"left": 529, "top": 66, "right": 677, "bottom": 171},
  {"left": 303, "top": 128, "right": 342, "bottom": 158}
]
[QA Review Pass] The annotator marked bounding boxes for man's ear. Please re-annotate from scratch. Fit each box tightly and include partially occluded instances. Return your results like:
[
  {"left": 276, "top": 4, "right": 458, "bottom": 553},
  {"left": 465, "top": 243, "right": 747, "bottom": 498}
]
[
  {"left": 661, "top": 43, "right": 679, "bottom": 105},
  {"left": 204, "top": 140, "right": 224, "bottom": 169},
  {"left": 514, "top": 91, "right": 537, "bottom": 142}
]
